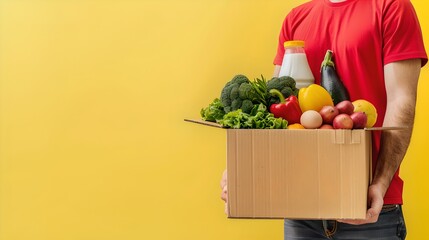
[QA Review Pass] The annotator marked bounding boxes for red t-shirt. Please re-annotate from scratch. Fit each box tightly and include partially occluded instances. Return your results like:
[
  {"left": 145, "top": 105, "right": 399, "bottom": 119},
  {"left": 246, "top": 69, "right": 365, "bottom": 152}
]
[{"left": 274, "top": 0, "right": 427, "bottom": 204}]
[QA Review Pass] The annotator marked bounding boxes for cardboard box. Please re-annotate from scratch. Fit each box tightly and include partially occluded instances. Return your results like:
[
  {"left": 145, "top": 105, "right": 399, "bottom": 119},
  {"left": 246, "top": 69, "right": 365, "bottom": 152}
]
[
  {"left": 186, "top": 119, "right": 401, "bottom": 220},
  {"left": 226, "top": 128, "right": 371, "bottom": 220}
]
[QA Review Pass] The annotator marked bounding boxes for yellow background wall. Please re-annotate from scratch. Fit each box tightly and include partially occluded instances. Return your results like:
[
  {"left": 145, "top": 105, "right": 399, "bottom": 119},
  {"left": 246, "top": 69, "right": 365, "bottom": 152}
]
[{"left": 0, "top": 0, "right": 427, "bottom": 239}]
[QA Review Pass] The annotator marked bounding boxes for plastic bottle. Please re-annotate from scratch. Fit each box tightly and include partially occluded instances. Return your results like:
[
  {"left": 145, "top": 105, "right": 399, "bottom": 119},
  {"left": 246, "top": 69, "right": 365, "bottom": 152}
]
[{"left": 279, "top": 40, "right": 315, "bottom": 89}]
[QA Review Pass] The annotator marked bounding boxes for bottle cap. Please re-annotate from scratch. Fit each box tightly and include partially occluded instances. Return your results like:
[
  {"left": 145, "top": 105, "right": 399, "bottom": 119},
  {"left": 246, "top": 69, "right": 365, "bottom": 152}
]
[{"left": 284, "top": 40, "right": 305, "bottom": 48}]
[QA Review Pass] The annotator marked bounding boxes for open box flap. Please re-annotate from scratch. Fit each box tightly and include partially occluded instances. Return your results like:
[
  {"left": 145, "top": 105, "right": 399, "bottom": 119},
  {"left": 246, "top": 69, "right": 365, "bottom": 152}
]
[
  {"left": 184, "top": 118, "right": 223, "bottom": 128},
  {"left": 364, "top": 126, "right": 409, "bottom": 131},
  {"left": 185, "top": 118, "right": 408, "bottom": 131}
]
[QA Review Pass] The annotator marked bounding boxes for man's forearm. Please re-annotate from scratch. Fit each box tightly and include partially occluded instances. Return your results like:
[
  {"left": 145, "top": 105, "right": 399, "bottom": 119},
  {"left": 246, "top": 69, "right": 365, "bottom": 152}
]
[
  {"left": 372, "top": 98, "right": 415, "bottom": 194},
  {"left": 371, "top": 59, "right": 421, "bottom": 194}
]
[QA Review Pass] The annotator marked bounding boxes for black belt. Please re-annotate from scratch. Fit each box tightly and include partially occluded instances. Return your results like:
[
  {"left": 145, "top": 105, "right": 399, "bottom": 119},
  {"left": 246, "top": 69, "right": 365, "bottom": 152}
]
[{"left": 382, "top": 204, "right": 399, "bottom": 211}]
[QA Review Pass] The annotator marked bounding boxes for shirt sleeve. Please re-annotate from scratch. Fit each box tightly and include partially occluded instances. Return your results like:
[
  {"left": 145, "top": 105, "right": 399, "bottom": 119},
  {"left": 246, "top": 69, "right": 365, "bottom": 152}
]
[{"left": 382, "top": 0, "right": 427, "bottom": 67}]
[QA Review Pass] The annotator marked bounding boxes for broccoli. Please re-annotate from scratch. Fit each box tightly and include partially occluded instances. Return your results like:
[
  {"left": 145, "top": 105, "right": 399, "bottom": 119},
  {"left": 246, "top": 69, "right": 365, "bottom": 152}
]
[
  {"left": 240, "top": 99, "right": 254, "bottom": 114},
  {"left": 220, "top": 75, "right": 250, "bottom": 109},
  {"left": 220, "top": 74, "right": 270, "bottom": 113},
  {"left": 266, "top": 76, "right": 298, "bottom": 105},
  {"left": 238, "top": 83, "right": 253, "bottom": 99},
  {"left": 230, "top": 85, "right": 240, "bottom": 100},
  {"left": 238, "top": 78, "right": 268, "bottom": 106},
  {"left": 220, "top": 75, "right": 253, "bottom": 113},
  {"left": 231, "top": 98, "right": 243, "bottom": 110}
]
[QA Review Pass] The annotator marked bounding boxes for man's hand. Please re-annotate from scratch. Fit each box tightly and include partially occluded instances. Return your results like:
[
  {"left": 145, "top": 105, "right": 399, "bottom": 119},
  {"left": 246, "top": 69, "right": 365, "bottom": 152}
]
[
  {"left": 338, "top": 184, "right": 384, "bottom": 225},
  {"left": 220, "top": 169, "right": 228, "bottom": 214}
]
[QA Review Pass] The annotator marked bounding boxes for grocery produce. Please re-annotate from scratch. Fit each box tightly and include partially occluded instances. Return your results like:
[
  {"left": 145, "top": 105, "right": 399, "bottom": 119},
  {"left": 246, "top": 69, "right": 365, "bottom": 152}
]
[
  {"left": 266, "top": 76, "right": 299, "bottom": 105},
  {"left": 352, "top": 99, "right": 378, "bottom": 128},
  {"left": 319, "top": 124, "right": 334, "bottom": 129},
  {"left": 333, "top": 114, "right": 354, "bottom": 129},
  {"left": 350, "top": 112, "right": 368, "bottom": 129},
  {"left": 320, "top": 50, "right": 350, "bottom": 105},
  {"left": 200, "top": 74, "right": 304, "bottom": 128},
  {"left": 200, "top": 98, "right": 225, "bottom": 122},
  {"left": 269, "top": 89, "right": 302, "bottom": 124},
  {"left": 335, "top": 100, "right": 354, "bottom": 115},
  {"left": 220, "top": 75, "right": 267, "bottom": 114},
  {"left": 319, "top": 105, "right": 339, "bottom": 124},
  {"left": 298, "top": 84, "right": 334, "bottom": 112},
  {"left": 217, "top": 104, "right": 287, "bottom": 129},
  {"left": 238, "top": 76, "right": 268, "bottom": 105},
  {"left": 300, "top": 110, "right": 323, "bottom": 129},
  {"left": 287, "top": 123, "right": 305, "bottom": 129},
  {"left": 317, "top": 99, "right": 376, "bottom": 129}
]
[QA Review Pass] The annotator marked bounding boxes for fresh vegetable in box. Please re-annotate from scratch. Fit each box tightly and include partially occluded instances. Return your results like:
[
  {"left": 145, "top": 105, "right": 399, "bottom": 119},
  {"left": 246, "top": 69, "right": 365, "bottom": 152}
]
[
  {"left": 320, "top": 50, "right": 350, "bottom": 105},
  {"left": 269, "top": 89, "right": 302, "bottom": 124},
  {"left": 315, "top": 99, "right": 377, "bottom": 129},
  {"left": 199, "top": 72, "right": 377, "bottom": 130},
  {"left": 201, "top": 74, "right": 298, "bottom": 129},
  {"left": 200, "top": 98, "right": 225, "bottom": 122},
  {"left": 217, "top": 104, "right": 287, "bottom": 129},
  {"left": 266, "top": 76, "right": 299, "bottom": 106},
  {"left": 298, "top": 84, "right": 334, "bottom": 112},
  {"left": 220, "top": 75, "right": 268, "bottom": 114}
]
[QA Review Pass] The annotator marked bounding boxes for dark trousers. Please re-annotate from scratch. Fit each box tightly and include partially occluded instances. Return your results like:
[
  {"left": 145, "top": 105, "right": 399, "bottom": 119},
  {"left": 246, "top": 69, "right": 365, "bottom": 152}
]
[{"left": 284, "top": 205, "right": 406, "bottom": 239}]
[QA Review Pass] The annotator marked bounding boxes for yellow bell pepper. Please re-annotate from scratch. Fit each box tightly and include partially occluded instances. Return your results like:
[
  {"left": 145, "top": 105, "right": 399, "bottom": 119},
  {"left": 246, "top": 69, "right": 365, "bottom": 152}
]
[{"left": 298, "top": 84, "right": 334, "bottom": 112}]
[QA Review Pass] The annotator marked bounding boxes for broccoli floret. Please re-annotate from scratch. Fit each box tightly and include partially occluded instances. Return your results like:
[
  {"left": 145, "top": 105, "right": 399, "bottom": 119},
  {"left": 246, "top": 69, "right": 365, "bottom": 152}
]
[
  {"left": 230, "top": 85, "right": 240, "bottom": 100},
  {"left": 220, "top": 74, "right": 269, "bottom": 113},
  {"left": 281, "top": 87, "right": 294, "bottom": 99},
  {"left": 282, "top": 76, "right": 296, "bottom": 89},
  {"left": 220, "top": 75, "right": 250, "bottom": 112},
  {"left": 238, "top": 79, "right": 269, "bottom": 106},
  {"left": 240, "top": 99, "right": 254, "bottom": 114},
  {"left": 267, "top": 76, "right": 297, "bottom": 95},
  {"left": 224, "top": 106, "right": 232, "bottom": 113},
  {"left": 238, "top": 83, "right": 253, "bottom": 100},
  {"left": 231, "top": 98, "right": 243, "bottom": 111},
  {"left": 266, "top": 76, "right": 298, "bottom": 105}
]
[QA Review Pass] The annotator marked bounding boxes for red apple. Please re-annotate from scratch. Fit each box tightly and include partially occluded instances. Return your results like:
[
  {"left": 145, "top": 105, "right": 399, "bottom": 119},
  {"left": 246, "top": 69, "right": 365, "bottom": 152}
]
[
  {"left": 319, "top": 105, "right": 339, "bottom": 124},
  {"left": 319, "top": 124, "right": 334, "bottom": 129},
  {"left": 333, "top": 114, "right": 354, "bottom": 129},
  {"left": 335, "top": 100, "right": 354, "bottom": 115},
  {"left": 350, "top": 112, "right": 368, "bottom": 129}
]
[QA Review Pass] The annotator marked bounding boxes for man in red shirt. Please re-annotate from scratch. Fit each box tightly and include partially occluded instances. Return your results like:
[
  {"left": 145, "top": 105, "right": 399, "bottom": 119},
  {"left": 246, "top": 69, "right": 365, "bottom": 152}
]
[{"left": 221, "top": 0, "right": 427, "bottom": 238}]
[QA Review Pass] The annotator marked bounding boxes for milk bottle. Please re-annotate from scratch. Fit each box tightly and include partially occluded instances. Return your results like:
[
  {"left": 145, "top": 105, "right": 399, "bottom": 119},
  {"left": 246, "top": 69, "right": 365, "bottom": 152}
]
[{"left": 279, "top": 40, "right": 314, "bottom": 89}]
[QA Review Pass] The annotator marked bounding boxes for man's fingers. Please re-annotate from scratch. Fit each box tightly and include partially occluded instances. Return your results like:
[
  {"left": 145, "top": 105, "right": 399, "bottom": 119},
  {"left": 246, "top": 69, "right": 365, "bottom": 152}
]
[
  {"left": 221, "top": 185, "right": 228, "bottom": 215},
  {"left": 369, "top": 198, "right": 383, "bottom": 217},
  {"left": 220, "top": 170, "right": 228, "bottom": 201},
  {"left": 364, "top": 205, "right": 381, "bottom": 223},
  {"left": 337, "top": 207, "right": 380, "bottom": 225},
  {"left": 221, "top": 185, "right": 228, "bottom": 202},
  {"left": 337, "top": 219, "right": 365, "bottom": 225},
  {"left": 220, "top": 169, "right": 228, "bottom": 215}
]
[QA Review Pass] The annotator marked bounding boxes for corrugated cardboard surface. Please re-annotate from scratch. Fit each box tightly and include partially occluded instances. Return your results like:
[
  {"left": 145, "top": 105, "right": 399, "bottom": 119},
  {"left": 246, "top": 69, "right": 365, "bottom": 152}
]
[{"left": 226, "top": 129, "right": 371, "bottom": 220}]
